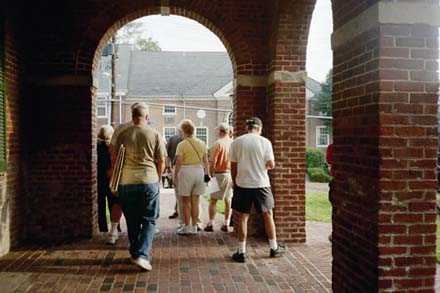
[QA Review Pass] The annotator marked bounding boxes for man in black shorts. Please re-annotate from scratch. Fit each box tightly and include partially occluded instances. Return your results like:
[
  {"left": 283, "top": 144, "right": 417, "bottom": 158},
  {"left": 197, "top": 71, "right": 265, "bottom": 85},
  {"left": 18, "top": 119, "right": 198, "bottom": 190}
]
[{"left": 229, "top": 117, "right": 287, "bottom": 262}]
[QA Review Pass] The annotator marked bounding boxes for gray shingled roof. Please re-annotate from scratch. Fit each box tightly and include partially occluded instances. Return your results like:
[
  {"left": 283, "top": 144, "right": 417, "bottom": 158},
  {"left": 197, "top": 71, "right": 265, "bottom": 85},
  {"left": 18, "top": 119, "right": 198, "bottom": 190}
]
[
  {"left": 306, "top": 77, "right": 322, "bottom": 96},
  {"left": 97, "top": 47, "right": 321, "bottom": 99},
  {"left": 127, "top": 51, "right": 233, "bottom": 97}
]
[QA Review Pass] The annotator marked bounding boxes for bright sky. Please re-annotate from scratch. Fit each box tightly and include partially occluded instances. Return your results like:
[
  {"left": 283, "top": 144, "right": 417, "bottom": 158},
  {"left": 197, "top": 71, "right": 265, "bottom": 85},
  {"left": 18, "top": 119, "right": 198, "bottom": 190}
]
[{"left": 134, "top": 0, "right": 332, "bottom": 82}]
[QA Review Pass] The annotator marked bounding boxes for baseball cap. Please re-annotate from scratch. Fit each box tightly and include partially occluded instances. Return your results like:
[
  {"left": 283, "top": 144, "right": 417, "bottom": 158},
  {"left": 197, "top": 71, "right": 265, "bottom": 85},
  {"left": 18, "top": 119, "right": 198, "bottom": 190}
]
[
  {"left": 245, "top": 117, "right": 263, "bottom": 127},
  {"left": 215, "top": 123, "right": 230, "bottom": 132}
]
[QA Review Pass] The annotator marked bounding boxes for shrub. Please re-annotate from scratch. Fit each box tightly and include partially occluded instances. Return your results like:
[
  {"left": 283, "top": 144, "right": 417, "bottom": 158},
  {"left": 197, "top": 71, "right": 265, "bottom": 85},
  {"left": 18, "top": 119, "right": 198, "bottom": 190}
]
[
  {"left": 307, "top": 167, "right": 332, "bottom": 183},
  {"left": 306, "top": 148, "right": 326, "bottom": 169}
]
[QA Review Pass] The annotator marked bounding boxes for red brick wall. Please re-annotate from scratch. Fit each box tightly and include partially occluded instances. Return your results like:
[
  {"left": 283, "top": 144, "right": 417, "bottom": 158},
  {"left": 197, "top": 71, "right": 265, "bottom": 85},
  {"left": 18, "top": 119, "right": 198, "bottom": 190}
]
[
  {"left": 331, "top": 16, "right": 439, "bottom": 292},
  {"left": 22, "top": 0, "right": 272, "bottom": 241},
  {"left": 265, "top": 0, "right": 316, "bottom": 243},
  {"left": 0, "top": 8, "right": 26, "bottom": 255},
  {"left": 376, "top": 23, "right": 438, "bottom": 292},
  {"left": 332, "top": 26, "right": 382, "bottom": 292},
  {"left": 25, "top": 85, "right": 96, "bottom": 241}
]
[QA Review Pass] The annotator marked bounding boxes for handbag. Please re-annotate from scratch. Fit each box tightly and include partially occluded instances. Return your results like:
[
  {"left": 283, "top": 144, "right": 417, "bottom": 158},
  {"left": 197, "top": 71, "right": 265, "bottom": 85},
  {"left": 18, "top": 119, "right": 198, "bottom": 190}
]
[
  {"left": 109, "top": 144, "right": 125, "bottom": 194},
  {"left": 186, "top": 139, "right": 211, "bottom": 183}
]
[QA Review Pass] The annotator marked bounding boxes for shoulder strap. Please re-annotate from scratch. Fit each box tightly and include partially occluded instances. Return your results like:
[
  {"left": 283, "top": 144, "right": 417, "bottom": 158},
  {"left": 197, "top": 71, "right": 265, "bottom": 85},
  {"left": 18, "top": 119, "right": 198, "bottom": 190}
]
[{"left": 186, "top": 138, "right": 203, "bottom": 163}]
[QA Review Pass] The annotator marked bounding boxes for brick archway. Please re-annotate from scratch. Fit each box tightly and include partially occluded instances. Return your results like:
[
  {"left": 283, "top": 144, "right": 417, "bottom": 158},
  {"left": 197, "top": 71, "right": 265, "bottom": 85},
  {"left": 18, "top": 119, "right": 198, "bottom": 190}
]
[
  {"left": 80, "top": 6, "right": 247, "bottom": 238},
  {"left": 3, "top": 1, "right": 438, "bottom": 291},
  {"left": 75, "top": 4, "right": 254, "bottom": 78}
]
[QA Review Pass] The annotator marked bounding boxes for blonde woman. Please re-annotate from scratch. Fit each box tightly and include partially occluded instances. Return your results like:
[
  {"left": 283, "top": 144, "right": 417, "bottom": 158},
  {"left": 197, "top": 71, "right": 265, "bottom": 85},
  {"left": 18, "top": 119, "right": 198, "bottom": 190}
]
[
  {"left": 97, "top": 125, "right": 115, "bottom": 233},
  {"left": 173, "top": 120, "right": 210, "bottom": 235}
]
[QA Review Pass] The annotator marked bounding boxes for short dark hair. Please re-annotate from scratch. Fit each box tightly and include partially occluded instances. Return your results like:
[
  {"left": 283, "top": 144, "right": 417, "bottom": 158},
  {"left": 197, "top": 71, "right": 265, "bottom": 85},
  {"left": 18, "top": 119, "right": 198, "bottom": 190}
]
[
  {"left": 245, "top": 117, "right": 263, "bottom": 130},
  {"left": 245, "top": 124, "right": 261, "bottom": 131},
  {"left": 132, "top": 104, "right": 149, "bottom": 118}
]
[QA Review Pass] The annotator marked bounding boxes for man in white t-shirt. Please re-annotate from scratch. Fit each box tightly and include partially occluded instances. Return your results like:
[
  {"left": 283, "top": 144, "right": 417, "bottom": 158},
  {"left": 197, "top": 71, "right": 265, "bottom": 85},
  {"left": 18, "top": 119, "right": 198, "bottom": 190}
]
[{"left": 229, "top": 117, "right": 287, "bottom": 263}]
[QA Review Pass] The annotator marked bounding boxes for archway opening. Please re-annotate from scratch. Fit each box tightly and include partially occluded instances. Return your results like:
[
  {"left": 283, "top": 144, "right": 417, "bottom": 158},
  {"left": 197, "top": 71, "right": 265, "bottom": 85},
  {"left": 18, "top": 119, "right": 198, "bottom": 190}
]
[
  {"left": 93, "top": 14, "right": 235, "bottom": 234},
  {"left": 304, "top": 0, "right": 334, "bottom": 246}
]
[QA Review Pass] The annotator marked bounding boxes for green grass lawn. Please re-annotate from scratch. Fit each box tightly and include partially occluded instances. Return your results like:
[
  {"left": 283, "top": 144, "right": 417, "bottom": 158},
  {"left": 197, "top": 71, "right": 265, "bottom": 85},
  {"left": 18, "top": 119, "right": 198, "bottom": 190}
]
[
  {"left": 203, "top": 195, "right": 225, "bottom": 214},
  {"left": 306, "top": 191, "right": 440, "bottom": 263},
  {"left": 306, "top": 191, "right": 332, "bottom": 223}
]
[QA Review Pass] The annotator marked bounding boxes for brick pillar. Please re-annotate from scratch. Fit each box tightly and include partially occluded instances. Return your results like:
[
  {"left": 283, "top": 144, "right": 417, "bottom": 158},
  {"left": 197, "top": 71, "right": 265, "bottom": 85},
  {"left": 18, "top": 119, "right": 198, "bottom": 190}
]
[
  {"left": 331, "top": 2, "right": 439, "bottom": 291},
  {"left": 25, "top": 78, "right": 97, "bottom": 241},
  {"left": 232, "top": 72, "right": 268, "bottom": 236},
  {"left": 265, "top": 0, "right": 315, "bottom": 243}
]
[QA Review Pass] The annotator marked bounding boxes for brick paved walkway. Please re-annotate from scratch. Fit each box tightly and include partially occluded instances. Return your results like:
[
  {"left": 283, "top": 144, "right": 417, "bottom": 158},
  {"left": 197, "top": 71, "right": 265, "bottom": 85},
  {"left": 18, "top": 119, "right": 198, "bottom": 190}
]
[{"left": 0, "top": 187, "right": 436, "bottom": 292}]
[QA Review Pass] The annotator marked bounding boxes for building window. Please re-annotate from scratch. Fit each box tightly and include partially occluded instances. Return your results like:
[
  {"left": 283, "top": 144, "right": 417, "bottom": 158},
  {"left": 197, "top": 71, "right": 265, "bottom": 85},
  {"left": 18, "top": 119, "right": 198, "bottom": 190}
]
[
  {"left": 97, "top": 96, "right": 108, "bottom": 118},
  {"left": 164, "top": 116, "right": 175, "bottom": 124},
  {"left": 316, "top": 126, "right": 329, "bottom": 147},
  {"left": 163, "top": 127, "right": 177, "bottom": 142},
  {"left": 163, "top": 105, "right": 176, "bottom": 115},
  {"left": 196, "top": 127, "right": 208, "bottom": 145},
  {"left": 227, "top": 112, "right": 233, "bottom": 127}
]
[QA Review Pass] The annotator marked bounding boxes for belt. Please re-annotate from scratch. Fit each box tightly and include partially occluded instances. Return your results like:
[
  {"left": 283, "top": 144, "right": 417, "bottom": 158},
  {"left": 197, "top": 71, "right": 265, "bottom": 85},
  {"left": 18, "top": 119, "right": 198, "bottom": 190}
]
[{"left": 215, "top": 171, "right": 230, "bottom": 174}]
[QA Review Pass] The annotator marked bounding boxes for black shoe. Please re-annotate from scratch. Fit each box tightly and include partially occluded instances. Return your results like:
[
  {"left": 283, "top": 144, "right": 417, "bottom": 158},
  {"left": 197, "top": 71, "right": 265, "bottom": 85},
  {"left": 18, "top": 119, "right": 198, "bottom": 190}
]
[
  {"left": 270, "top": 244, "right": 287, "bottom": 258},
  {"left": 232, "top": 251, "right": 246, "bottom": 263},
  {"left": 204, "top": 224, "right": 214, "bottom": 232},
  {"left": 168, "top": 212, "right": 178, "bottom": 219}
]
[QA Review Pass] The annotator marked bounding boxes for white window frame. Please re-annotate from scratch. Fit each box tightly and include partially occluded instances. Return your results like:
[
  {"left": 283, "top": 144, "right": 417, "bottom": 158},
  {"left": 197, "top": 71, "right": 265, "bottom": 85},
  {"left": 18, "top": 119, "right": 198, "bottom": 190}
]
[
  {"left": 163, "top": 127, "right": 177, "bottom": 142},
  {"left": 97, "top": 95, "right": 109, "bottom": 118},
  {"left": 227, "top": 112, "right": 233, "bottom": 127},
  {"left": 163, "top": 104, "right": 177, "bottom": 115},
  {"left": 195, "top": 127, "right": 209, "bottom": 145},
  {"left": 316, "top": 126, "right": 329, "bottom": 147}
]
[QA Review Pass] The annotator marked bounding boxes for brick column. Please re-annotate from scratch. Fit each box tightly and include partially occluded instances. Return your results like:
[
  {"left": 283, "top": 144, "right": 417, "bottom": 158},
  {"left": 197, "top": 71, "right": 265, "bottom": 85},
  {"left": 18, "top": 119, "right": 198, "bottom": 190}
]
[
  {"left": 232, "top": 72, "right": 269, "bottom": 236},
  {"left": 265, "top": 0, "right": 315, "bottom": 243},
  {"left": 25, "top": 76, "right": 96, "bottom": 241},
  {"left": 331, "top": 2, "right": 439, "bottom": 291}
]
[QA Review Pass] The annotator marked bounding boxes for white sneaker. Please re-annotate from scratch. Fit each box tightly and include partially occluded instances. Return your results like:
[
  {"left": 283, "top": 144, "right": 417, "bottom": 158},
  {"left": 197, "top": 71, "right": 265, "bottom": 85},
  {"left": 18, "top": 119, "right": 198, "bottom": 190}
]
[
  {"left": 177, "top": 225, "right": 190, "bottom": 235},
  {"left": 190, "top": 225, "right": 198, "bottom": 235},
  {"left": 106, "top": 233, "right": 118, "bottom": 245},
  {"left": 155, "top": 228, "right": 160, "bottom": 234},
  {"left": 131, "top": 258, "right": 152, "bottom": 271}
]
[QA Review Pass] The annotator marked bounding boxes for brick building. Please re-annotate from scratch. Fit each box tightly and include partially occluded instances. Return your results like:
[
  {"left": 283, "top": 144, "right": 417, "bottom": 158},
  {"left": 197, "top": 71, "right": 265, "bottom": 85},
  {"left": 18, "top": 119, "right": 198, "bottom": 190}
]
[
  {"left": 96, "top": 46, "right": 326, "bottom": 148},
  {"left": 2, "top": 1, "right": 440, "bottom": 291},
  {"left": 305, "top": 78, "right": 333, "bottom": 149},
  {"left": 96, "top": 46, "right": 234, "bottom": 147}
]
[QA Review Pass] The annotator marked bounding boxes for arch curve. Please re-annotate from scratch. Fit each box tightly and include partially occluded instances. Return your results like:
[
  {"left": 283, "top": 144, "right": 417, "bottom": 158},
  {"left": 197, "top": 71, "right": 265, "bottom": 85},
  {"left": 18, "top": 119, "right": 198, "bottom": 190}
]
[{"left": 75, "top": 3, "right": 251, "bottom": 80}]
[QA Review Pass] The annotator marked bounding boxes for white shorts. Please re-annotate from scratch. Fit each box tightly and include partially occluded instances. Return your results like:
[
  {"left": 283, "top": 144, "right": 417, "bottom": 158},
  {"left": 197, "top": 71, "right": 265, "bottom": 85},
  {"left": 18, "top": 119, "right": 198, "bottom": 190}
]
[
  {"left": 211, "top": 173, "right": 233, "bottom": 200},
  {"left": 177, "top": 165, "right": 205, "bottom": 197}
]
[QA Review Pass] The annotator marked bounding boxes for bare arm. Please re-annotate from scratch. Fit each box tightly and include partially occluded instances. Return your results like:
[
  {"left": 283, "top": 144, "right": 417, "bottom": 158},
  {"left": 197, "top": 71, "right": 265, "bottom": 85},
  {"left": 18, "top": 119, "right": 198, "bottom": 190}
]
[
  {"left": 156, "top": 159, "right": 165, "bottom": 179},
  {"left": 173, "top": 155, "right": 183, "bottom": 187},
  {"left": 231, "top": 162, "right": 237, "bottom": 186},
  {"left": 203, "top": 154, "right": 210, "bottom": 176},
  {"left": 266, "top": 160, "right": 275, "bottom": 170}
]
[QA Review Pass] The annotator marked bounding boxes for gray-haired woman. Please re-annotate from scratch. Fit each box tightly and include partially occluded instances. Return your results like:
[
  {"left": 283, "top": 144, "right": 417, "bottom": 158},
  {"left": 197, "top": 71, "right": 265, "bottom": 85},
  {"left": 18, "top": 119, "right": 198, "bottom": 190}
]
[{"left": 173, "top": 119, "right": 210, "bottom": 235}]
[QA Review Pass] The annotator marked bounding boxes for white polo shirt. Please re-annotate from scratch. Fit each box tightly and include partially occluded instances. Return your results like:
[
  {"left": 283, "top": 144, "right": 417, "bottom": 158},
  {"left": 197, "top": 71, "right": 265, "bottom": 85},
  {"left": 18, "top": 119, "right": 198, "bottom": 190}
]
[{"left": 229, "top": 133, "right": 274, "bottom": 188}]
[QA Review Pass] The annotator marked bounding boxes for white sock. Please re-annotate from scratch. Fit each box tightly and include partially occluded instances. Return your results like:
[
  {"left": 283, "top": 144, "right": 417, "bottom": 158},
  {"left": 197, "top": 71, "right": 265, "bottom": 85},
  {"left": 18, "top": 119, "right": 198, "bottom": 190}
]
[
  {"left": 110, "top": 222, "right": 118, "bottom": 235},
  {"left": 224, "top": 218, "right": 230, "bottom": 226},
  {"left": 208, "top": 219, "right": 213, "bottom": 225},
  {"left": 238, "top": 242, "right": 246, "bottom": 253},
  {"left": 269, "top": 239, "right": 278, "bottom": 250}
]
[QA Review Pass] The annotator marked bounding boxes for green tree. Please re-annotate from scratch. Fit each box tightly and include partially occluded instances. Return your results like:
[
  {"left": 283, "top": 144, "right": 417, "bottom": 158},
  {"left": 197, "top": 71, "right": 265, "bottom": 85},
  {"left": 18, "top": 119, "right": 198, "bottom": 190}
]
[
  {"left": 135, "top": 37, "right": 161, "bottom": 52},
  {"left": 116, "top": 22, "right": 143, "bottom": 44},
  {"left": 313, "top": 69, "right": 332, "bottom": 128},
  {"left": 116, "top": 22, "right": 162, "bottom": 51}
]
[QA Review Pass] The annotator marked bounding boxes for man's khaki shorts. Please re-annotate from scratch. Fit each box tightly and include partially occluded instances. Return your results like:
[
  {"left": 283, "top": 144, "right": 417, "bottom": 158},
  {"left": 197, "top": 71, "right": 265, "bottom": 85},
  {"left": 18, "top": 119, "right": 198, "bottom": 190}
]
[{"left": 211, "top": 172, "right": 233, "bottom": 200}]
